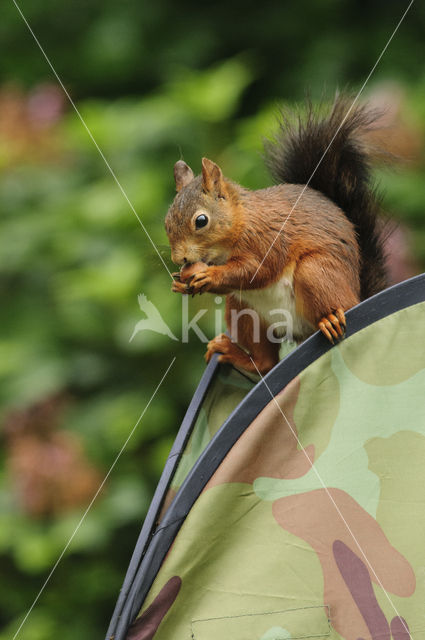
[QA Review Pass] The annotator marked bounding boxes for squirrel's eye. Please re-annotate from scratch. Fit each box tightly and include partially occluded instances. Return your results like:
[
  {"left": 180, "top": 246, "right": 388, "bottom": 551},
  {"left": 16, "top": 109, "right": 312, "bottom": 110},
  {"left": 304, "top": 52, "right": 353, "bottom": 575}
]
[{"left": 195, "top": 214, "right": 209, "bottom": 229}]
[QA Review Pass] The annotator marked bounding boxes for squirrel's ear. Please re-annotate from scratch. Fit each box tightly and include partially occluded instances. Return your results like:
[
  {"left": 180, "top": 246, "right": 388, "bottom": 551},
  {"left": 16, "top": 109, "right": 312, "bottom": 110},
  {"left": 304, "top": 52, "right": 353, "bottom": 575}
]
[
  {"left": 201, "top": 157, "right": 225, "bottom": 197},
  {"left": 174, "top": 160, "right": 194, "bottom": 192}
]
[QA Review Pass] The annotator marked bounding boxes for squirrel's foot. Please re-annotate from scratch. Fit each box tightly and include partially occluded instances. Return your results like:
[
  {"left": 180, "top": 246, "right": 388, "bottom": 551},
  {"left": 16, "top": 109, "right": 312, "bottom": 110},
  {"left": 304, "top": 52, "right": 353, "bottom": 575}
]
[
  {"left": 205, "top": 334, "right": 275, "bottom": 375},
  {"left": 205, "top": 334, "right": 237, "bottom": 362},
  {"left": 318, "top": 308, "right": 346, "bottom": 344}
]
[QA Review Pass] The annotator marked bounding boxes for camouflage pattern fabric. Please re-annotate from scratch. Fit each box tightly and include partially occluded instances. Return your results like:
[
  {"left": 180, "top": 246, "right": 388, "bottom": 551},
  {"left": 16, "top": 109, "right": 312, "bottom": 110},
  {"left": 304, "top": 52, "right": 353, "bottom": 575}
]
[
  {"left": 129, "top": 301, "right": 425, "bottom": 640},
  {"left": 161, "top": 341, "right": 297, "bottom": 516},
  {"left": 171, "top": 367, "right": 256, "bottom": 492}
]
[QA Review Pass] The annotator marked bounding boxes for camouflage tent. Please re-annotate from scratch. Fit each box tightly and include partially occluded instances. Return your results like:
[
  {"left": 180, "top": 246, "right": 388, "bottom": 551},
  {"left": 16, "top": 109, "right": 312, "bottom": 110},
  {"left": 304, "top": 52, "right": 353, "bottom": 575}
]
[{"left": 106, "top": 273, "right": 425, "bottom": 640}]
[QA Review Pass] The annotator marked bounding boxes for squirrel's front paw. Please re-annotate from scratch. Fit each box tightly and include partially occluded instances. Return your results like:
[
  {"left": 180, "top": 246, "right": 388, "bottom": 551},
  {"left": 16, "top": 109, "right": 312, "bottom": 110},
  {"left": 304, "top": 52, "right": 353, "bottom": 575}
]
[
  {"left": 187, "top": 267, "right": 215, "bottom": 295},
  {"left": 171, "top": 280, "right": 189, "bottom": 294}
]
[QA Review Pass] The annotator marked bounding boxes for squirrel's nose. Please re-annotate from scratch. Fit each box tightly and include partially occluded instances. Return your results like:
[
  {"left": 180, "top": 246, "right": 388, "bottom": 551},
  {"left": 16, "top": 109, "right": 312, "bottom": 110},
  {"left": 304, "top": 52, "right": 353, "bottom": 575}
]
[{"left": 170, "top": 249, "right": 186, "bottom": 265}]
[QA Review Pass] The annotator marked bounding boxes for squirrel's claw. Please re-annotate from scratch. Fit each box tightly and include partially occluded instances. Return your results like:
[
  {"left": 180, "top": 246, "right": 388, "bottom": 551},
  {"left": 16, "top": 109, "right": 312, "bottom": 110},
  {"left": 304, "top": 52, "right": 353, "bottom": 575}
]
[
  {"left": 318, "top": 308, "right": 346, "bottom": 344},
  {"left": 335, "top": 308, "right": 346, "bottom": 329},
  {"left": 188, "top": 269, "right": 213, "bottom": 295},
  {"left": 327, "top": 313, "right": 344, "bottom": 337},
  {"left": 171, "top": 280, "right": 189, "bottom": 294}
]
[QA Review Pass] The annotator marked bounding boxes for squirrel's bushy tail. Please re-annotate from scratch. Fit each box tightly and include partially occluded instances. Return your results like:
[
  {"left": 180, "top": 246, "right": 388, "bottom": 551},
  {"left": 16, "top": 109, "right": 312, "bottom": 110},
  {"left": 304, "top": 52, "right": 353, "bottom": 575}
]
[{"left": 264, "top": 95, "right": 388, "bottom": 299}]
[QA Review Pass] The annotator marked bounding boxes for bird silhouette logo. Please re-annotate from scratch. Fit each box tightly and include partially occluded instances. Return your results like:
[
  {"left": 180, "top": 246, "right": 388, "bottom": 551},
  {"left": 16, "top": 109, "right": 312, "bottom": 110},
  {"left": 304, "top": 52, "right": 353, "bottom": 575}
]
[{"left": 129, "top": 294, "right": 178, "bottom": 342}]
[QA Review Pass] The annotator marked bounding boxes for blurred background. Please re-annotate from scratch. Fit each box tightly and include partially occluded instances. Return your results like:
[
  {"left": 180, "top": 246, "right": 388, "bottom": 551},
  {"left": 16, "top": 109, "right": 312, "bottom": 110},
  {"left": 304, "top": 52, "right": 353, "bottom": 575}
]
[{"left": 1, "top": 0, "right": 424, "bottom": 637}]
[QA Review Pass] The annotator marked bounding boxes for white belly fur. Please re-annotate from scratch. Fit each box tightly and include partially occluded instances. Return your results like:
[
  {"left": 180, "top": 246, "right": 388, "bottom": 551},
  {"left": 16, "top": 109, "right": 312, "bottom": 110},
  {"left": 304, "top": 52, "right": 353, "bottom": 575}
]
[{"left": 236, "top": 271, "right": 313, "bottom": 341}]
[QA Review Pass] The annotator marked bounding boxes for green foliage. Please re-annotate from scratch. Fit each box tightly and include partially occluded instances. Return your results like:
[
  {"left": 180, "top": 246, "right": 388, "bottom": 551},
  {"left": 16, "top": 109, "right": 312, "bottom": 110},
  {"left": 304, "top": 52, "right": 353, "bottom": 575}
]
[
  {"left": 1, "top": 2, "right": 425, "bottom": 638},
  {"left": 0, "top": 54, "right": 264, "bottom": 639}
]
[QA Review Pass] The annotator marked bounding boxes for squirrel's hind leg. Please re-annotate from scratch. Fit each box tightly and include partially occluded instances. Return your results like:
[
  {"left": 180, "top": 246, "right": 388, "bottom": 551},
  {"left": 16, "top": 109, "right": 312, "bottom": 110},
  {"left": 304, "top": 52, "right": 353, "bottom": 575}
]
[
  {"left": 205, "top": 295, "right": 280, "bottom": 375},
  {"left": 293, "top": 255, "right": 359, "bottom": 343}
]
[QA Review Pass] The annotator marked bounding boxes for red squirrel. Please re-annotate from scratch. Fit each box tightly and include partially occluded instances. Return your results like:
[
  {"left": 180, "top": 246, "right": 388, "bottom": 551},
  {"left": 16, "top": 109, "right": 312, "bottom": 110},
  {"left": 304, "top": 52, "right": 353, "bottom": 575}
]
[{"left": 165, "top": 96, "right": 387, "bottom": 374}]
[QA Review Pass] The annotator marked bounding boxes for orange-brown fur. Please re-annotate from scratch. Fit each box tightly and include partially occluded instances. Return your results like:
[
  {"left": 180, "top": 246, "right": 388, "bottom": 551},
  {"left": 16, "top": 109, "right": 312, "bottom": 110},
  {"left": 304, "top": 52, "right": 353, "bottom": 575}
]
[
  {"left": 166, "top": 99, "right": 386, "bottom": 374},
  {"left": 167, "top": 164, "right": 359, "bottom": 374}
]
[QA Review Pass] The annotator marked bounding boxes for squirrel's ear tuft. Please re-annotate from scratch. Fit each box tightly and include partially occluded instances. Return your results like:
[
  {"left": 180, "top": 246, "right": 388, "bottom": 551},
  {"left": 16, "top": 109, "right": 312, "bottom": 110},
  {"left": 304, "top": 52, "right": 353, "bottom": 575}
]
[
  {"left": 201, "top": 158, "right": 225, "bottom": 197},
  {"left": 174, "top": 160, "right": 194, "bottom": 192}
]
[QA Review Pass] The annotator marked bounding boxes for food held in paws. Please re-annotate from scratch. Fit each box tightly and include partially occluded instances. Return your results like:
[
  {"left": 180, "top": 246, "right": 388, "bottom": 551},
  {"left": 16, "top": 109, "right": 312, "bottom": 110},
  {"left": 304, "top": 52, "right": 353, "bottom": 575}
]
[{"left": 179, "top": 261, "right": 207, "bottom": 283}]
